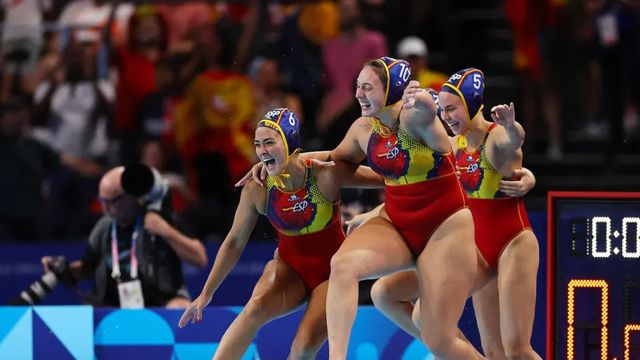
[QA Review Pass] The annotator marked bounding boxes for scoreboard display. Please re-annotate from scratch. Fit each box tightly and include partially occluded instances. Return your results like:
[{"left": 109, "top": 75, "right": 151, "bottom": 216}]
[{"left": 548, "top": 192, "right": 640, "bottom": 360}]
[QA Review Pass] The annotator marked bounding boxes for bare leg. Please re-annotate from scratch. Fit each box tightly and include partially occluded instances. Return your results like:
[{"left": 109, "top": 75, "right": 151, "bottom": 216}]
[
  {"left": 473, "top": 276, "right": 507, "bottom": 360},
  {"left": 327, "top": 217, "right": 414, "bottom": 360},
  {"left": 214, "top": 259, "right": 308, "bottom": 360},
  {"left": 370, "top": 271, "right": 420, "bottom": 339},
  {"left": 497, "top": 231, "right": 542, "bottom": 360},
  {"left": 289, "top": 281, "right": 330, "bottom": 360},
  {"left": 416, "top": 209, "right": 485, "bottom": 359},
  {"left": 373, "top": 255, "right": 491, "bottom": 357}
]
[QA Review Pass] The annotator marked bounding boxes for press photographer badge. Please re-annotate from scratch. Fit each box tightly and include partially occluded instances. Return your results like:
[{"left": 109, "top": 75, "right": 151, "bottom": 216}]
[
  {"left": 111, "top": 219, "right": 145, "bottom": 308},
  {"left": 118, "top": 279, "right": 144, "bottom": 309}
]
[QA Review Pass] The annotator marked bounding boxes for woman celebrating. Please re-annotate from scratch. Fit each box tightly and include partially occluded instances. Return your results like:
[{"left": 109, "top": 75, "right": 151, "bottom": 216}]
[
  {"left": 323, "top": 58, "right": 480, "bottom": 359},
  {"left": 178, "top": 108, "right": 381, "bottom": 360},
  {"left": 371, "top": 69, "right": 542, "bottom": 359}
]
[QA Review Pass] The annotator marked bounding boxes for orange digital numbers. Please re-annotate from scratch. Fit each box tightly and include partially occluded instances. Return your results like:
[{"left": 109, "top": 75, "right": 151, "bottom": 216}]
[
  {"left": 624, "top": 324, "right": 640, "bottom": 360},
  {"left": 567, "top": 279, "right": 609, "bottom": 360}
]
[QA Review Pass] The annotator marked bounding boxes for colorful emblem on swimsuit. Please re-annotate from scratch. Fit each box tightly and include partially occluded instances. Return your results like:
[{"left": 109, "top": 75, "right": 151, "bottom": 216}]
[
  {"left": 267, "top": 186, "right": 318, "bottom": 231},
  {"left": 456, "top": 150, "right": 483, "bottom": 192},
  {"left": 367, "top": 131, "right": 410, "bottom": 179}
]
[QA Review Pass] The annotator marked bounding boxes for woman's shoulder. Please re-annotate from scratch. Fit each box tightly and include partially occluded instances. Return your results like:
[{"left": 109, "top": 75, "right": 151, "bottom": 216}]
[
  {"left": 242, "top": 179, "right": 268, "bottom": 198},
  {"left": 351, "top": 116, "right": 375, "bottom": 132}
]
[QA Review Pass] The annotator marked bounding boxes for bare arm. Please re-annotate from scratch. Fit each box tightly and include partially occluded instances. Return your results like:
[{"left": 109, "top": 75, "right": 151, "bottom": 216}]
[
  {"left": 401, "top": 82, "right": 438, "bottom": 127},
  {"left": 327, "top": 117, "right": 370, "bottom": 164},
  {"left": 334, "top": 162, "right": 383, "bottom": 189},
  {"left": 231, "top": 0, "right": 259, "bottom": 72},
  {"left": 491, "top": 102, "right": 525, "bottom": 152},
  {"left": 498, "top": 167, "right": 536, "bottom": 198},
  {"left": 60, "top": 155, "right": 104, "bottom": 177},
  {"left": 401, "top": 82, "right": 450, "bottom": 152},
  {"left": 198, "top": 182, "right": 261, "bottom": 300},
  {"left": 144, "top": 212, "right": 208, "bottom": 267}
]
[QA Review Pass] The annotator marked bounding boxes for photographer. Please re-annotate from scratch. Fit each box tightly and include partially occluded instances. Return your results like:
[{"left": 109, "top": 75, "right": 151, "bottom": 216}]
[{"left": 41, "top": 165, "right": 207, "bottom": 308}]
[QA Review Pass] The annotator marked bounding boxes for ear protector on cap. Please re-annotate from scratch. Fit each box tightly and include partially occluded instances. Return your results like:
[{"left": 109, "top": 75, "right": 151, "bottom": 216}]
[{"left": 376, "top": 57, "right": 412, "bottom": 108}]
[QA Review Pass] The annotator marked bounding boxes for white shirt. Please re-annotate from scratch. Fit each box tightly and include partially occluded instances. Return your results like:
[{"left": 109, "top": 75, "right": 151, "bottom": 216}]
[
  {"left": 58, "top": 1, "right": 134, "bottom": 43},
  {"left": 1, "top": 0, "right": 52, "bottom": 42},
  {"left": 33, "top": 80, "right": 114, "bottom": 159}
]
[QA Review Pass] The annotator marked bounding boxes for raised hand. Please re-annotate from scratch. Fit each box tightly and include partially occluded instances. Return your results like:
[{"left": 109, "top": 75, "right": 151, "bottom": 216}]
[
  {"left": 402, "top": 80, "right": 422, "bottom": 110},
  {"left": 490, "top": 102, "right": 515, "bottom": 128}
]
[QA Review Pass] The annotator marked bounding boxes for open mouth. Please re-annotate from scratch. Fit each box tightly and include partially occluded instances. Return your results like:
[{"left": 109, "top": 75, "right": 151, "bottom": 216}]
[
  {"left": 447, "top": 121, "right": 460, "bottom": 131},
  {"left": 262, "top": 157, "right": 277, "bottom": 171},
  {"left": 360, "top": 102, "right": 372, "bottom": 111}
]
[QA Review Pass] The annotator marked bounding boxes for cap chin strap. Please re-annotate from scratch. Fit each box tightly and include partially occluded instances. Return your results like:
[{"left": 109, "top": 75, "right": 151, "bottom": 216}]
[
  {"left": 272, "top": 149, "right": 300, "bottom": 189},
  {"left": 456, "top": 110, "right": 485, "bottom": 149},
  {"left": 272, "top": 166, "right": 291, "bottom": 189}
]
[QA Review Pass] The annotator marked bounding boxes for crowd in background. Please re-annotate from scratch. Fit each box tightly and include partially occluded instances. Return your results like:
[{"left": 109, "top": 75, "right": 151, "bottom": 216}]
[{"left": 0, "top": 0, "right": 638, "bottom": 242}]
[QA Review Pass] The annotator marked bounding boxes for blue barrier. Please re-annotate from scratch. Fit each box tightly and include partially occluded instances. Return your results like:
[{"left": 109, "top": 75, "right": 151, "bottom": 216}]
[
  {"left": 0, "top": 210, "right": 547, "bottom": 357},
  {"left": 0, "top": 306, "right": 430, "bottom": 359}
]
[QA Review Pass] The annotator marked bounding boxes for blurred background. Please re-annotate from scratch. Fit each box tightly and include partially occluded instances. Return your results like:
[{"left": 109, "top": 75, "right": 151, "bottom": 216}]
[{"left": 0, "top": 0, "right": 638, "bottom": 299}]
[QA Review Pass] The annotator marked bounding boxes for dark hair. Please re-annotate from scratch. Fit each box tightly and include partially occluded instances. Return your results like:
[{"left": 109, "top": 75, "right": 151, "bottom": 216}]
[
  {"left": 364, "top": 59, "right": 387, "bottom": 88},
  {"left": 127, "top": 9, "right": 169, "bottom": 53}
]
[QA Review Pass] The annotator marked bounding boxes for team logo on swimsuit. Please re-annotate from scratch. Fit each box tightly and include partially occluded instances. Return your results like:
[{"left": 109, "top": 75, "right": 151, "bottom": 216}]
[
  {"left": 426, "top": 153, "right": 450, "bottom": 179},
  {"left": 456, "top": 151, "right": 483, "bottom": 192},
  {"left": 367, "top": 132, "right": 410, "bottom": 179},
  {"left": 267, "top": 187, "right": 317, "bottom": 231}
]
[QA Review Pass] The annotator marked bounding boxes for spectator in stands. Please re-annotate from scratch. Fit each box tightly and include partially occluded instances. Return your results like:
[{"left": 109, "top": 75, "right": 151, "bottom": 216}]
[
  {"left": 317, "top": 0, "right": 387, "bottom": 148},
  {"left": 0, "top": 97, "right": 98, "bottom": 241},
  {"left": 506, "top": 0, "right": 564, "bottom": 161},
  {"left": 32, "top": 39, "right": 113, "bottom": 239},
  {"left": 0, "top": 0, "right": 54, "bottom": 101},
  {"left": 249, "top": 56, "right": 304, "bottom": 124},
  {"left": 155, "top": 1, "right": 212, "bottom": 52},
  {"left": 41, "top": 164, "right": 207, "bottom": 308},
  {"left": 173, "top": 14, "right": 258, "bottom": 239},
  {"left": 58, "top": 0, "right": 133, "bottom": 46},
  {"left": 137, "top": 53, "right": 187, "bottom": 143},
  {"left": 103, "top": 2, "right": 169, "bottom": 164},
  {"left": 396, "top": 36, "right": 447, "bottom": 91}
]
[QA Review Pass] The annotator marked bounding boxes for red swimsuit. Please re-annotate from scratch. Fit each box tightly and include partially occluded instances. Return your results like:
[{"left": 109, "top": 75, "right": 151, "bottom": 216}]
[
  {"left": 455, "top": 124, "right": 531, "bottom": 269},
  {"left": 266, "top": 160, "right": 344, "bottom": 292},
  {"left": 367, "top": 119, "right": 468, "bottom": 257}
]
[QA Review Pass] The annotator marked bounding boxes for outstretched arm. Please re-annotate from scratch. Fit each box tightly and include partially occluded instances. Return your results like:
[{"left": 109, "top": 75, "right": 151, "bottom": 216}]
[
  {"left": 334, "top": 162, "right": 383, "bottom": 189},
  {"left": 491, "top": 102, "right": 525, "bottom": 152},
  {"left": 178, "top": 183, "right": 261, "bottom": 327}
]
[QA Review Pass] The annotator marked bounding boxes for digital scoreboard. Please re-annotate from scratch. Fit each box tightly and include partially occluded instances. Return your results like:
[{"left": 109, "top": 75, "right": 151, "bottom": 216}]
[{"left": 548, "top": 192, "right": 640, "bottom": 359}]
